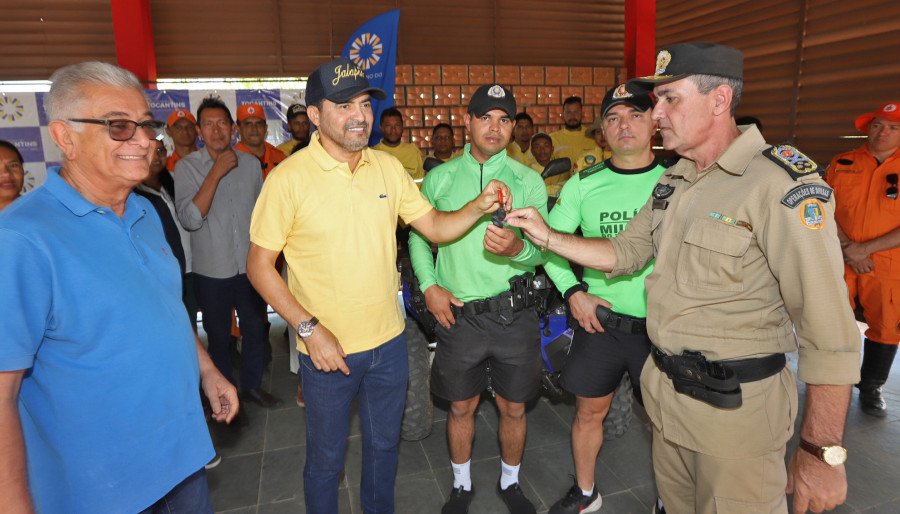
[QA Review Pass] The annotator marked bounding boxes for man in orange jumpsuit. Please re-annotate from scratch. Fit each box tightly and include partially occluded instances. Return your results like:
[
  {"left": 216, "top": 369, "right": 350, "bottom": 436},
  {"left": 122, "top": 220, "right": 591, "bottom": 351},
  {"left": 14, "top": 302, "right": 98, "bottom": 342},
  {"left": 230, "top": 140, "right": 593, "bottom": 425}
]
[{"left": 826, "top": 102, "right": 900, "bottom": 417}]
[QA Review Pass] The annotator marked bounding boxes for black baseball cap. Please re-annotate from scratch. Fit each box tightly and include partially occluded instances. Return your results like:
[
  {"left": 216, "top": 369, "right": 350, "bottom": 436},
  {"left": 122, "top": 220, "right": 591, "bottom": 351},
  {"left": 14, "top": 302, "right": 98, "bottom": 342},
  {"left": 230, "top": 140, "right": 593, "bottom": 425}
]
[
  {"left": 629, "top": 42, "right": 743, "bottom": 90},
  {"left": 305, "top": 58, "right": 386, "bottom": 106},
  {"left": 600, "top": 83, "right": 654, "bottom": 118},
  {"left": 467, "top": 84, "right": 516, "bottom": 118},
  {"left": 286, "top": 103, "right": 307, "bottom": 119}
]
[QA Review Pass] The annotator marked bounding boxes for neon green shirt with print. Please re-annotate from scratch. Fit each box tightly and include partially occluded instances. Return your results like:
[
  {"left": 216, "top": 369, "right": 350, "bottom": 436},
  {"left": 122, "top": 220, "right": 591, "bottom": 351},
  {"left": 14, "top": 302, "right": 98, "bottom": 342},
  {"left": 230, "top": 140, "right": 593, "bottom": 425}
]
[
  {"left": 546, "top": 158, "right": 667, "bottom": 317},
  {"left": 410, "top": 144, "right": 549, "bottom": 301}
]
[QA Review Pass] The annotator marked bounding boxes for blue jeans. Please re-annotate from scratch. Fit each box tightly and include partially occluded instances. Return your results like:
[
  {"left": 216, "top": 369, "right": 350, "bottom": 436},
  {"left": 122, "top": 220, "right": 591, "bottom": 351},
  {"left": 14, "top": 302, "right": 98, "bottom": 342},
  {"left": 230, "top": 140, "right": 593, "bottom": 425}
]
[
  {"left": 194, "top": 273, "right": 268, "bottom": 391},
  {"left": 138, "top": 468, "right": 212, "bottom": 513},
  {"left": 301, "top": 333, "right": 408, "bottom": 514}
]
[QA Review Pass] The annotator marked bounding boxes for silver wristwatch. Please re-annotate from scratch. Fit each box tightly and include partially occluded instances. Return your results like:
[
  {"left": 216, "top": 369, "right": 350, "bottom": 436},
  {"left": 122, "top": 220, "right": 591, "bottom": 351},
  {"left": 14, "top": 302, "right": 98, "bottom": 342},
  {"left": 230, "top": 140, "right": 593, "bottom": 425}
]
[{"left": 296, "top": 316, "right": 319, "bottom": 339}]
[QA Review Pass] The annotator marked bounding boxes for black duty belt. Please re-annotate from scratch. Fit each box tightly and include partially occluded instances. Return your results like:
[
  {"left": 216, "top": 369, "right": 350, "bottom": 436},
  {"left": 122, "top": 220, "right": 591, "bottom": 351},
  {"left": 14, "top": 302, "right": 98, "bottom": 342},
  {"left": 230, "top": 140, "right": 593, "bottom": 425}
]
[
  {"left": 650, "top": 345, "right": 786, "bottom": 409},
  {"left": 596, "top": 305, "right": 647, "bottom": 335},
  {"left": 450, "top": 273, "right": 539, "bottom": 322}
]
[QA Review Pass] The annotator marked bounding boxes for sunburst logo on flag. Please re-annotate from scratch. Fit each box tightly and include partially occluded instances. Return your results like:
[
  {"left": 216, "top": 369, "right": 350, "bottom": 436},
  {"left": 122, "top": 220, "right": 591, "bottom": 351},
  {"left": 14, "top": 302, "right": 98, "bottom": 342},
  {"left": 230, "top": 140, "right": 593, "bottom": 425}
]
[
  {"left": 0, "top": 96, "right": 25, "bottom": 122},
  {"left": 349, "top": 32, "right": 383, "bottom": 70}
]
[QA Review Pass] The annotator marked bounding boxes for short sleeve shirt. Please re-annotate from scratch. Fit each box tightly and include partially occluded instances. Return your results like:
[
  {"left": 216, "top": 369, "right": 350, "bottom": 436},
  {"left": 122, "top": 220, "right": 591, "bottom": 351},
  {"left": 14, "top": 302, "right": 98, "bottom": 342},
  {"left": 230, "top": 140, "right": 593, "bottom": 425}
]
[
  {"left": 0, "top": 169, "right": 212, "bottom": 512},
  {"left": 250, "top": 133, "right": 433, "bottom": 354}
]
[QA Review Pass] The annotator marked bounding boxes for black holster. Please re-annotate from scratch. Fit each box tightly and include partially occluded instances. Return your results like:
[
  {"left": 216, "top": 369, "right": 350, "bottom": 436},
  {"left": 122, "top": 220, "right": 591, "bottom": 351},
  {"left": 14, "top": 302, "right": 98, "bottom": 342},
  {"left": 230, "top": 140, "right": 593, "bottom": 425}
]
[{"left": 651, "top": 346, "right": 786, "bottom": 409}]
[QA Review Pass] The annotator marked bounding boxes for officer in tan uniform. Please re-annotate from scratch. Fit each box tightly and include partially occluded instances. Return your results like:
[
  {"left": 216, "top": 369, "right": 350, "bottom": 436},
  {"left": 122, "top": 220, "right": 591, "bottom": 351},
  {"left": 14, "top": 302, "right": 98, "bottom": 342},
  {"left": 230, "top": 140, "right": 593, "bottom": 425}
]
[{"left": 506, "top": 42, "right": 861, "bottom": 514}]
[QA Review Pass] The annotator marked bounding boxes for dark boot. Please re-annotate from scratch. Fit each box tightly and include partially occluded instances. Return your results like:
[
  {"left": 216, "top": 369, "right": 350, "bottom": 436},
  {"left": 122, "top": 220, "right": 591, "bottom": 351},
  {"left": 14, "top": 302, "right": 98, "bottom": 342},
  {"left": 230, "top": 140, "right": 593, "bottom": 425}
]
[{"left": 857, "top": 339, "right": 898, "bottom": 417}]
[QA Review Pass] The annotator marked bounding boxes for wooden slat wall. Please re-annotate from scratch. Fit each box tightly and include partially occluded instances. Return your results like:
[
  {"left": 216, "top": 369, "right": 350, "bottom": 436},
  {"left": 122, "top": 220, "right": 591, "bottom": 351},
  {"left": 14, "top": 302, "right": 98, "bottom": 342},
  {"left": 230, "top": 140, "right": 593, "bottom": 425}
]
[
  {"left": 657, "top": 0, "right": 900, "bottom": 164},
  {"left": 656, "top": 0, "right": 803, "bottom": 146},
  {"left": 0, "top": 0, "right": 116, "bottom": 80},
  {"left": 150, "top": 0, "right": 285, "bottom": 78},
  {"left": 151, "top": 0, "right": 625, "bottom": 78},
  {"left": 792, "top": 0, "right": 900, "bottom": 161}
]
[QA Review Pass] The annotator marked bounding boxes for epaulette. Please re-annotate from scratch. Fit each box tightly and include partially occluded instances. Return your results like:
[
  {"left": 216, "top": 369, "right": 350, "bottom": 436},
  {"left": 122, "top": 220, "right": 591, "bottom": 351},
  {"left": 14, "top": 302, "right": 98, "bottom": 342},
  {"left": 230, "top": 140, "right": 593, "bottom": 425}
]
[
  {"left": 763, "top": 144, "right": 822, "bottom": 181},
  {"left": 578, "top": 160, "right": 608, "bottom": 180}
]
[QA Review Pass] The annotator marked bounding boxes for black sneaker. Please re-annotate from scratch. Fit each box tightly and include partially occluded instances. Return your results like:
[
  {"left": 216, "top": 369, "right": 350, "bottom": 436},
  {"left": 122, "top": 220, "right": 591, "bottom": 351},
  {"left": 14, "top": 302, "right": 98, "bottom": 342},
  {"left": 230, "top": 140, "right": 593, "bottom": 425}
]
[
  {"left": 442, "top": 485, "right": 474, "bottom": 514},
  {"left": 549, "top": 482, "right": 602, "bottom": 514},
  {"left": 497, "top": 481, "right": 536, "bottom": 514}
]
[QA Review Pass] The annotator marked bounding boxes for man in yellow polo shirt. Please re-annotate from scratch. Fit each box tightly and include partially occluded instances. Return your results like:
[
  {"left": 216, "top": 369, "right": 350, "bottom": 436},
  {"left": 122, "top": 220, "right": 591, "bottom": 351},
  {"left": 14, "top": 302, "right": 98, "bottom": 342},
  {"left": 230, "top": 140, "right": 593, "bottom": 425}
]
[
  {"left": 550, "top": 96, "right": 597, "bottom": 168},
  {"left": 507, "top": 112, "right": 537, "bottom": 167},
  {"left": 373, "top": 107, "right": 426, "bottom": 180},
  {"left": 573, "top": 116, "right": 613, "bottom": 173},
  {"left": 276, "top": 103, "right": 311, "bottom": 155},
  {"left": 531, "top": 132, "right": 571, "bottom": 197},
  {"left": 246, "top": 58, "right": 511, "bottom": 514}
]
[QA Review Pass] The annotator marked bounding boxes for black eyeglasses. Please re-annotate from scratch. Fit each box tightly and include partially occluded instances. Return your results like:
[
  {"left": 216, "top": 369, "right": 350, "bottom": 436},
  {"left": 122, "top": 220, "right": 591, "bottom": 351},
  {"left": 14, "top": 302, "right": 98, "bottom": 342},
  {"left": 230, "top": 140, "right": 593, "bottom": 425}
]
[
  {"left": 887, "top": 174, "right": 898, "bottom": 199},
  {"left": 68, "top": 118, "right": 165, "bottom": 142}
]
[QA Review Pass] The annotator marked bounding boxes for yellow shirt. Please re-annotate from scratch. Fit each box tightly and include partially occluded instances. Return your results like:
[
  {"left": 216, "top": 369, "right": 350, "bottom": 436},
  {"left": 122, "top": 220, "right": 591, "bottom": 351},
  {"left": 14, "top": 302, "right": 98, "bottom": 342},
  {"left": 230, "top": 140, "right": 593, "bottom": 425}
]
[
  {"left": 550, "top": 128, "right": 597, "bottom": 168},
  {"left": 573, "top": 147, "right": 612, "bottom": 173},
  {"left": 277, "top": 139, "right": 302, "bottom": 156},
  {"left": 506, "top": 142, "right": 537, "bottom": 167},
  {"left": 373, "top": 141, "right": 425, "bottom": 181},
  {"left": 250, "top": 132, "right": 434, "bottom": 354},
  {"left": 531, "top": 162, "right": 572, "bottom": 197}
]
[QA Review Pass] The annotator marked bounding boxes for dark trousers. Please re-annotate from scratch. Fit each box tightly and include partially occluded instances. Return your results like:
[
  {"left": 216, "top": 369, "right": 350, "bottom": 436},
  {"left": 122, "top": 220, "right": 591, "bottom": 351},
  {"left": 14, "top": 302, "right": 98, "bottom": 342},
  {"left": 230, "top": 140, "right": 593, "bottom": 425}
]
[
  {"left": 137, "top": 468, "right": 212, "bottom": 514},
  {"left": 194, "top": 273, "right": 268, "bottom": 391}
]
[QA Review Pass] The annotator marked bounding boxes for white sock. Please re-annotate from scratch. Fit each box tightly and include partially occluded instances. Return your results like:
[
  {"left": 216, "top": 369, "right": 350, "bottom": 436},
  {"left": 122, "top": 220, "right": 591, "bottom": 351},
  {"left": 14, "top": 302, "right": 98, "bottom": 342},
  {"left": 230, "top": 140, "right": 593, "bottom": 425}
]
[
  {"left": 581, "top": 486, "right": 594, "bottom": 497},
  {"left": 499, "top": 460, "right": 520, "bottom": 490},
  {"left": 451, "top": 460, "right": 472, "bottom": 491}
]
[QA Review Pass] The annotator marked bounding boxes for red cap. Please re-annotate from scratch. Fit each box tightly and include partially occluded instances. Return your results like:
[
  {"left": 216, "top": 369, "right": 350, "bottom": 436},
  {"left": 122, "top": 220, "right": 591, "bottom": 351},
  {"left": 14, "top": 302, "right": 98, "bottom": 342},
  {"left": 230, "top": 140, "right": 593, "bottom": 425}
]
[
  {"left": 166, "top": 109, "right": 196, "bottom": 127},
  {"left": 855, "top": 102, "right": 900, "bottom": 132},
  {"left": 237, "top": 103, "right": 266, "bottom": 122}
]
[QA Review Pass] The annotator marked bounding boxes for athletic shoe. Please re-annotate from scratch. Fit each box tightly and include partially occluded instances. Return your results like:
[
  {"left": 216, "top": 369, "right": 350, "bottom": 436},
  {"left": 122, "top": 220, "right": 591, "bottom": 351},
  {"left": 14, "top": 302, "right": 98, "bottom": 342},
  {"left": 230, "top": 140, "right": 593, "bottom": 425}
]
[
  {"left": 549, "top": 482, "right": 602, "bottom": 513},
  {"left": 653, "top": 497, "right": 667, "bottom": 514},
  {"left": 205, "top": 453, "right": 222, "bottom": 470},
  {"left": 497, "top": 480, "right": 536, "bottom": 514},
  {"left": 442, "top": 485, "right": 474, "bottom": 514}
]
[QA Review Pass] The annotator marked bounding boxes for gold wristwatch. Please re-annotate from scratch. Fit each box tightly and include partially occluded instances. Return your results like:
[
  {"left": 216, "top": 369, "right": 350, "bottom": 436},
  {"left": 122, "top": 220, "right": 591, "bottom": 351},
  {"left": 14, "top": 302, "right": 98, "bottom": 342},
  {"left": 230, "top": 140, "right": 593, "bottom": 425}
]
[{"left": 799, "top": 438, "right": 847, "bottom": 467}]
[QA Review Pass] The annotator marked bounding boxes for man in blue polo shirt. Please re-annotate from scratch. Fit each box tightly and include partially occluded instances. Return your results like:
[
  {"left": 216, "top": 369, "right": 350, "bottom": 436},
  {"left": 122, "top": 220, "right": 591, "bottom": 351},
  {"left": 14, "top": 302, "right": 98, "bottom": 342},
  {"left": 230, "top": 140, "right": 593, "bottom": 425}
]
[{"left": 0, "top": 61, "right": 238, "bottom": 513}]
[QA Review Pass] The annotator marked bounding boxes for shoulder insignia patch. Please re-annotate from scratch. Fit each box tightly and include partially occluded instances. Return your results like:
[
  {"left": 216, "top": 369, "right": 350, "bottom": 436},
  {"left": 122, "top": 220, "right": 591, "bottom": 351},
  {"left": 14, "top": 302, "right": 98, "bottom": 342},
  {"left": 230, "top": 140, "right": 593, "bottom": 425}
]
[
  {"left": 781, "top": 183, "right": 833, "bottom": 208},
  {"left": 837, "top": 158, "right": 853, "bottom": 165},
  {"left": 579, "top": 161, "right": 607, "bottom": 180},
  {"left": 652, "top": 182, "right": 675, "bottom": 200},
  {"left": 764, "top": 145, "right": 821, "bottom": 180},
  {"left": 798, "top": 198, "right": 826, "bottom": 230}
]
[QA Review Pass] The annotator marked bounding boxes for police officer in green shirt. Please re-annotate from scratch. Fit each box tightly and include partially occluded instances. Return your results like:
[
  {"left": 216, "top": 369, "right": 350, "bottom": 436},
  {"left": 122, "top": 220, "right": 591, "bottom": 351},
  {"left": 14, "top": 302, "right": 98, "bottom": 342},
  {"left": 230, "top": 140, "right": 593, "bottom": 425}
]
[
  {"left": 410, "top": 84, "right": 548, "bottom": 514},
  {"left": 545, "top": 84, "right": 664, "bottom": 514}
]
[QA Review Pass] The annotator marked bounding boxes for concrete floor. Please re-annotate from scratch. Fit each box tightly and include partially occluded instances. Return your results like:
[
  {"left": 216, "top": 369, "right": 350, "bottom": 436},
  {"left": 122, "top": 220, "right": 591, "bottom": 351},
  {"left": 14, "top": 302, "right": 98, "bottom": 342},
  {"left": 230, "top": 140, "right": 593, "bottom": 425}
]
[{"left": 206, "top": 317, "right": 900, "bottom": 513}]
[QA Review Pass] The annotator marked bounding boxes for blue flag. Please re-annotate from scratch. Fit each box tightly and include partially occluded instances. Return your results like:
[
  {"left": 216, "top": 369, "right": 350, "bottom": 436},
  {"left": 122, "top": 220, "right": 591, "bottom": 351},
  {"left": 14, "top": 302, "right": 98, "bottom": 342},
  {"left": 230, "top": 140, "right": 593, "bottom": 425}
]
[{"left": 341, "top": 9, "right": 400, "bottom": 146}]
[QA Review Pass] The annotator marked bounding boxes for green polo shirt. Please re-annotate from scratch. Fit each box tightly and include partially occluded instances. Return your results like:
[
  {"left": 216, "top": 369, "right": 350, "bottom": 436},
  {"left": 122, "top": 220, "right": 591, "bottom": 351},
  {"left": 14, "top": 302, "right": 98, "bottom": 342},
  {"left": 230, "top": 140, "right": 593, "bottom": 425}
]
[
  {"left": 546, "top": 157, "right": 666, "bottom": 317},
  {"left": 410, "top": 144, "right": 549, "bottom": 301}
]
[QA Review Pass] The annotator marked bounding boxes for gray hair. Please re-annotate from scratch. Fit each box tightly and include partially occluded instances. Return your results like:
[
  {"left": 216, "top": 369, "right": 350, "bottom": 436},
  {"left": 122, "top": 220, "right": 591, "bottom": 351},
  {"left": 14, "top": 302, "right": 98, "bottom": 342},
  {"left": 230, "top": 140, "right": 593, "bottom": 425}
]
[
  {"left": 44, "top": 61, "right": 144, "bottom": 125},
  {"left": 689, "top": 74, "right": 743, "bottom": 117}
]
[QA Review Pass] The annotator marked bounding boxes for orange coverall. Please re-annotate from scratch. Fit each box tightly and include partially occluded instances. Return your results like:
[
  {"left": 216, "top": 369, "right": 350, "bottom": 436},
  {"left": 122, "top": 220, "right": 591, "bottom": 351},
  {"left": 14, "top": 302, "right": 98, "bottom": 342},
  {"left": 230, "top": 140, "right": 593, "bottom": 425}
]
[{"left": 826, "top": 145, "right": 900, "bottom": 344}]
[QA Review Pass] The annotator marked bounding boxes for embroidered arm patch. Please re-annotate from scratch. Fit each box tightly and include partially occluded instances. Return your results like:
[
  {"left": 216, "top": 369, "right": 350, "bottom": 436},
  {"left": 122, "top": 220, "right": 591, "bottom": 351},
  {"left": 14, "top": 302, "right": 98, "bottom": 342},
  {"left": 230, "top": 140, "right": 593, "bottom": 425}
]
[{"left": 781, "top": 183, "right": 833, "bottom": 208}]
